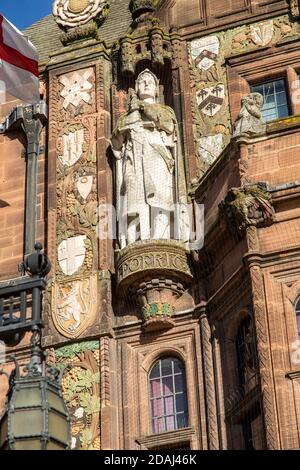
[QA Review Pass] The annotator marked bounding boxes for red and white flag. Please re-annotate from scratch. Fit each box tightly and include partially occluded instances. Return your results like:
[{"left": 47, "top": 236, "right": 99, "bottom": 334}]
[{"left": 0, "top": 14, "right": 39, "bottom": 104}]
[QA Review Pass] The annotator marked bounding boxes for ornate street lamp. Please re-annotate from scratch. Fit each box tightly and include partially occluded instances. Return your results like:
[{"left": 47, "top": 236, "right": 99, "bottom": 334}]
[{"left": 0, "top": 244, "right": 71, "bottom": 450}]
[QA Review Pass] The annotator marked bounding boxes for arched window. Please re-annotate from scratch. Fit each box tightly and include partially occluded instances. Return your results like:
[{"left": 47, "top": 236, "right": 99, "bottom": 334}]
[
  {"left": 296, "top": 298, "right": 300, "bottom": 339},
  {"left": 236, "top": 316, "right": 257, "bottom": 392},
  {"left": 149, "top": 357, "right": 188, "bottom": 434}
]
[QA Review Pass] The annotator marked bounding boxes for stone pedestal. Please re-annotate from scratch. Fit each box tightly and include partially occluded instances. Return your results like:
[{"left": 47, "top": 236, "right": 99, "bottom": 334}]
[{"left": 116, "top": 240, "right": 194, "bottom": 331}]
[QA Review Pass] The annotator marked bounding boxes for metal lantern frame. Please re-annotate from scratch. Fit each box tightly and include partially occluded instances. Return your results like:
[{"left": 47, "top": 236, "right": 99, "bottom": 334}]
[{"left": 0, "top": 244, "right": 71, "bottom": 451}]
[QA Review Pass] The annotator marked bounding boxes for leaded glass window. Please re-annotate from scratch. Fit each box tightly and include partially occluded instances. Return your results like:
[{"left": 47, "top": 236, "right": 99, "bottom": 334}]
[
  {"left": 149, "top": 357, "right": 188, "bottom": 434},
  {"left": 251, "top": 79, "right": 289, "bottom": 122}
]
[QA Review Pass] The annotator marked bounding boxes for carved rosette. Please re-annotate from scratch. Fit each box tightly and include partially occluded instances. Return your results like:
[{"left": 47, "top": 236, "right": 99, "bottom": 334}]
[
  {"left": 53, "top": 0, "right": 109, "bottom": 28},
  {"left": 116, "top": 240, "right": 193, "bottom": 331}
]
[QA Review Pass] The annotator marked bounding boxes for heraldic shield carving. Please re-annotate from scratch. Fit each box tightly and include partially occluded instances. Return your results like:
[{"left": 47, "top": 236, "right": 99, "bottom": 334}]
[{"left": 52, "top": 275, "right": 98, "bottom": 339}]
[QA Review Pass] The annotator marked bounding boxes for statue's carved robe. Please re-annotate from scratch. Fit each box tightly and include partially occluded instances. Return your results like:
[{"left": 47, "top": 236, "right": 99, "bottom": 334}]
[{"left": 112, "top": 103, "right": 177, "bottom": 218}]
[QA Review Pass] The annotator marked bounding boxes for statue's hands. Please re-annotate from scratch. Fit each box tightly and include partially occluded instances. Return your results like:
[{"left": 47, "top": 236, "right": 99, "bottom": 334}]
[{"left": 129, "top": 94, "right": 140, "bottom": 111}]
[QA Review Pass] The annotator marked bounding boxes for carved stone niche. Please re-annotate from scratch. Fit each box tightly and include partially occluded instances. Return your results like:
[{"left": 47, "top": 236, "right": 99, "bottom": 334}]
[{"left": 116, "top": 240, "right": 194, "bottom": 332}]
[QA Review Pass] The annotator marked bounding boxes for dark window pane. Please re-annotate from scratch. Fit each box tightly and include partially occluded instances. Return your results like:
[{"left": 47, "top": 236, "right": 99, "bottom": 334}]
[
  {"left": 162, "top": 376, "right": 173, "bottom": 396},
  {"left": 275, "top": 79, "right": 285, "bottom": 92},
  {"left": 150, "top": 362, "right": 160, "bottom": 379},
  {"left": 252, "top": 84, "right": 263, "bottom": 96},
  {"left": 176, "top": 394, "right": 187, "bottom": 413},
  {"left": 251, "top": 79, "right": 289, "bottom": 122},
  {"left": 161, "top": 359, "right": 173, "bottom": 376},
  {"left": 297, "top": 315, "right": 300, "bottom": 337},
  {"left": 177, "top": 413, "right": 188, "bottom": 429},
  {"left": 277, "top": 93, "right": 287, "bottom": 106},
  {"left": 277, "top": 105, "right": 289, "bottom": 118},
  {"left": 173, "top": 359, "right": 183, "bottom": 374},
  {"left": 175, "top": 374, "right": 185, "bottom": 393}
]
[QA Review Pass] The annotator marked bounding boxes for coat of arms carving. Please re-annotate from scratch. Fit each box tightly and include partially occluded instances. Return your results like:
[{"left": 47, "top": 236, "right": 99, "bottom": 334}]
[
  {"left": 58, "top": 235, "right": 87, "bottom": 276},
  {"left": 250, "top": 21, "right": 274, "bottom": 46},
  {"left": 190, "top": 35, "right": 220, "bottom": 71},
  {"left": 52, "top": 275, "right": 97, "bottom": 339},
  {"left": 59, "top": 69, "right": 94, "bottom": 110},
  {"left": 76, "top": 175, "right": 94, "bottom": 200},
  {"left": 198, "top": 134, "right": 224, "bottom": 165},
  {"left": 59, "top": 128, "right": 85, "bottom": 167},
  {"left": 196, "top": 85, "right": 225, "bottom": 117}
]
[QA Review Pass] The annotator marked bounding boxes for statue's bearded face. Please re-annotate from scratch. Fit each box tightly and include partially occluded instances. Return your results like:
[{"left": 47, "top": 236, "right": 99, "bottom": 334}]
[{"left": 137, "top": 74, "right": 157, "bottom": 100}]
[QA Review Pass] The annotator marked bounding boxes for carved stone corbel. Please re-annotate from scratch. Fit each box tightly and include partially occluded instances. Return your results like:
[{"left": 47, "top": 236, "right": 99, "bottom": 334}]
[{"left": 219, "top": 182, "right": 275, "bottom": 240}]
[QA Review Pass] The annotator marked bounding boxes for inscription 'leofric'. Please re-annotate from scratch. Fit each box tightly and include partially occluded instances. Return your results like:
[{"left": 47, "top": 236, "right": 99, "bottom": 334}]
[{"left": 118, "top": 250, "right": 192, "bottom": 284}]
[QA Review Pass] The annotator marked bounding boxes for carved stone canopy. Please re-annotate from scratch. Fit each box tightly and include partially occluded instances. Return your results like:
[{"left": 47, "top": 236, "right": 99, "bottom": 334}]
[{"left": 53, "top": 0, "right": 109, "bottom": 29}]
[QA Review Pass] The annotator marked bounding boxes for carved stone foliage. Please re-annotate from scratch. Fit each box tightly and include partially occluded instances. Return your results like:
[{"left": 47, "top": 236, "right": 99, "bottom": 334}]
[
  {"left": 53, "top": 0, "right": 109, "bottom": 29},
  {"left": 52, "top": 275, "right": 98, "bottom": 339},
  {"left": 230, "top": 16, "right": 300, "bottom": 53},
  {"left": 219, "top": 183, "right": 275, "bottom": 239},
  {"left": 55, "top": 341, "right": 100, "bottom": 450}
]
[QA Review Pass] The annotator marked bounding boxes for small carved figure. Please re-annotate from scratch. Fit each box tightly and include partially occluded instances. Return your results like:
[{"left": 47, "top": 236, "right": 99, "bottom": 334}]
[{"left": 233, "top": 92, "right": 266, "bottom": 139}]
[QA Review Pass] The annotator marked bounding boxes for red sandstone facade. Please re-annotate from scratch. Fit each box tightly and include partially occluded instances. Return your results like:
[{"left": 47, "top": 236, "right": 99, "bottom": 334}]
[{"left": 0, "top": 0, "right": 300, "bottom": 450}]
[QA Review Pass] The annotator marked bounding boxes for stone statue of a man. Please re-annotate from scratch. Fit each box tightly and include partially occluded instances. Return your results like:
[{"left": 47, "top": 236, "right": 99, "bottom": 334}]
[
  {"left": 233, "top": 92, "right": 266, "bottom": 139},
  {"left": 112, "top": 69, "right": 180, "bottom": 248}
]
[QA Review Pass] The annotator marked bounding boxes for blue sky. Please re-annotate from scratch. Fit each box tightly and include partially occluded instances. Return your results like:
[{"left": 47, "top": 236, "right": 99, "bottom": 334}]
[{"left": 0, "top": 0, "right": 53, "bottom": 30}]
